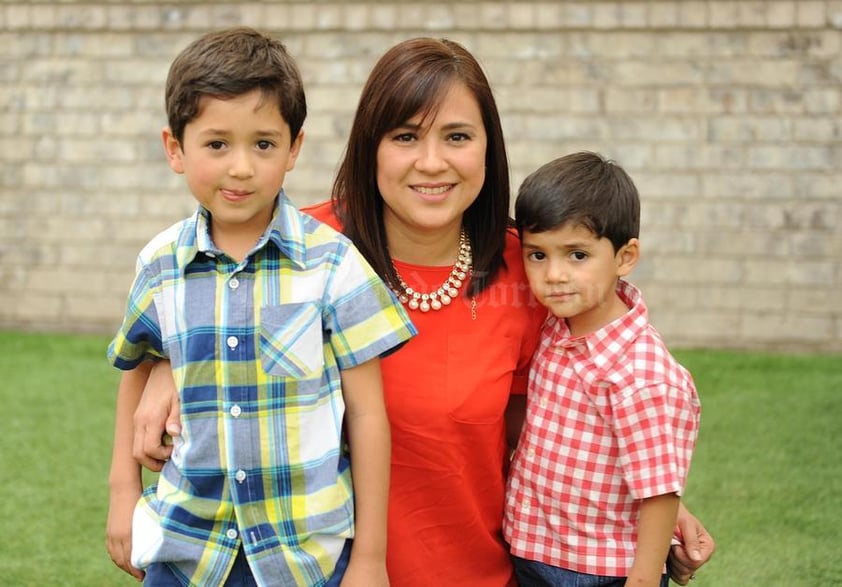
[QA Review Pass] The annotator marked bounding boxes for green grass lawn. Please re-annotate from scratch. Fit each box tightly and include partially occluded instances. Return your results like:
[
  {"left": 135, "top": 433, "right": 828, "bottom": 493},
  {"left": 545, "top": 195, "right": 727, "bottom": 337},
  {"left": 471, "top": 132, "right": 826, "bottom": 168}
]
[{"left": 1, "top": 331, "right": 840, "bottom": 585}]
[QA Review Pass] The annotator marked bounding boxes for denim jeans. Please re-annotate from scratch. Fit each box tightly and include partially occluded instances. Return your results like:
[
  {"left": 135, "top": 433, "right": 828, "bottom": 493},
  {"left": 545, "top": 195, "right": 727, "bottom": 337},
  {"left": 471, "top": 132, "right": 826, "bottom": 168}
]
[
  {"left": 144, "top": 540, "right": 352, "bottom": 586},
  {"left": 512, "top": 555, "right": 669, "bottom": 587}
]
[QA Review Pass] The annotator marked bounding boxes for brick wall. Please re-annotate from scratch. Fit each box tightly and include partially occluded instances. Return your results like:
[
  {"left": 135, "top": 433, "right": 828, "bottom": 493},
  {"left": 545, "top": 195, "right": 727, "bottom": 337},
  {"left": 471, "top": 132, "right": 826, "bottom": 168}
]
[{"left": 2, "top": 1, "right": 840, "bottom": 352}]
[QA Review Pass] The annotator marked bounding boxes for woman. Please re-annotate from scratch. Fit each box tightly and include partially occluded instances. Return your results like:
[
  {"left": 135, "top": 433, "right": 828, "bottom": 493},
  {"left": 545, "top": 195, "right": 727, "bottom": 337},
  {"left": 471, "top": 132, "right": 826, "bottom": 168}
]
[{"left": 133, "top": 38, "right": 714, "bottom": 586}]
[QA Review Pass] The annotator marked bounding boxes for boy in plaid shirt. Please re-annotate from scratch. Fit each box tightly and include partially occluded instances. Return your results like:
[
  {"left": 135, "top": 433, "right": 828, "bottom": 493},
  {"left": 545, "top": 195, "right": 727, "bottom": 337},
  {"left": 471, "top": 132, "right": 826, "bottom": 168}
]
[
  {"left": 504, "top": 152, "right": 701, "bottom": 587},
  {"left": 105, "top": 27, "right": 415, "bottom": 586}
]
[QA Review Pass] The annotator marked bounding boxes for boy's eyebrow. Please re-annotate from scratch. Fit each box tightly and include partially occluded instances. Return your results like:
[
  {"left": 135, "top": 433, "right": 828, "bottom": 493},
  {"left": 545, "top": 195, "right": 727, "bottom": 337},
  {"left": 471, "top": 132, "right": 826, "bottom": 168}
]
[
  {"left": 521, "top": 237, "right": 596, "bottom": 250},
  {"left": 196, "top": 128, "right": 286, "bottom": 137}
]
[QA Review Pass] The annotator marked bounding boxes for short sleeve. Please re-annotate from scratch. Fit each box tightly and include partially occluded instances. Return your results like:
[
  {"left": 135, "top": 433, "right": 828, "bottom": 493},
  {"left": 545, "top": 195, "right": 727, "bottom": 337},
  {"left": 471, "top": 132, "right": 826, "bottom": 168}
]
[
  {"left": 613, "top": 382, "right": 700, "bottom": 500},
  {"left": 322, "top": 244, "right": 416, "bottom": 370},
  {"left": 107, "top": 263, "right": 165, "bottom": 370}
]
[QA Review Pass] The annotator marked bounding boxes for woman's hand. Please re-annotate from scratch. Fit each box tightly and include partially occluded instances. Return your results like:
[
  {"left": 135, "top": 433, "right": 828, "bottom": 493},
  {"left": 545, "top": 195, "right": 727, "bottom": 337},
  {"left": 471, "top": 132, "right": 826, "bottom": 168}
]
[
  {"left": 132, "top": 360, "right": 181, "bottom": 471},
  {"left": 668, "top": 503, "right": 716, "bottom": 585}
]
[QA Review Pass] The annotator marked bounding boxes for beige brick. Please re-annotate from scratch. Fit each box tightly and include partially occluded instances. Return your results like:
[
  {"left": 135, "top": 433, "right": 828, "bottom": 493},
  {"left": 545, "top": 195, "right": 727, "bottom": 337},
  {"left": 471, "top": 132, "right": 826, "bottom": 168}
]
[
  {"left": 709, "top": 1, "right": 739, "bottom": 28},
  {"left": 740, "top": 312, "right": 834, "bottom": 343},
  {"left": 767, "top": 1, "right": 797, "bottom": 28},
  {"left": 614, "top": 61, "right": 703, "bottom": 85},
  {"left": 561, "top": 3, "right": 593, "bottom": 27},
  {"left": 649, "top": 2, "right": 679, "bottom": 27},
  {"left": 509, "top": 4, "right": 536, "bottom": 29},
  {"left": 737, "top": 1, "right": 769, "bottom": 27},
  {"left": 619, "top": 3, "right": 647, "bottom": 28},
  {"left": 535, "top": 3, "right": 564, "bottom": 29},
  {"left": 831, "top": 2, "right": 842, "bottom": 27},
  {"left": 397, "top": 4, "right": 427, "bottom": 28},
  {"left": 12, "top": 293, "right": 64, "bottom": 322},
  {"left": 797, "top": 1, "right": 827, "bottom": 27},
  {"left": 593, "top": 3, "right": 621, "bottom": 29},
  {"left": 677, "top": 1, "right": 708, "bottom": 27},
  {"left": 6, "top": 5, "right": 31, "bottom": 30},
  {"left": 653, "top": 144, "right": 746, "bottom": 170},
  {"left": 478, "top": 2, "right": 507, "bottom": 29}
]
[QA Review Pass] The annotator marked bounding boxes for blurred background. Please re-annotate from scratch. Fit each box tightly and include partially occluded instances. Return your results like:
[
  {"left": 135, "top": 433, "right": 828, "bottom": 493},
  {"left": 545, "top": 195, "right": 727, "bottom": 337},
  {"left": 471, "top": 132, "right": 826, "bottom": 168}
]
[{"left": 1, "top": 0, "right": 840, "bottom": 352}]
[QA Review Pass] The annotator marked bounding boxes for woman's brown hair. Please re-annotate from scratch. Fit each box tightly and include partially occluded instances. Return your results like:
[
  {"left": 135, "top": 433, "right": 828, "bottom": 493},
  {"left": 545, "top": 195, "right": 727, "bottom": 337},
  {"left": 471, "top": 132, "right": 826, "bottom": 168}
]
[{"left": 331, "top": 37, "right": 511, "bottom": 296}]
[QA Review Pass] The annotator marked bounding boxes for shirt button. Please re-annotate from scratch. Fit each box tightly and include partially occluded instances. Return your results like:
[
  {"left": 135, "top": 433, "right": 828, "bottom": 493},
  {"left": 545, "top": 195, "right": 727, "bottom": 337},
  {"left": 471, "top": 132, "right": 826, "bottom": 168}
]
[
  {"left": 230, "top": 405, "right": 241, "bottom": 418},
  {"left": 235, "top": 469, "right": 247, "bottom": 483},
  {"left": 226, "top": 528, "right": 238, "bottom": 540},
  {"left": 227, "top": 336, "right": 238, "bottom": 349},
  {"left": 229, "top": 277, "right": 239, "bottom": 290},
  {"left": 539, "top": 398, "right": 548, "bottom": 408},
  {"left": 527, "top": 449, "right": 536, "bottom": 458}
]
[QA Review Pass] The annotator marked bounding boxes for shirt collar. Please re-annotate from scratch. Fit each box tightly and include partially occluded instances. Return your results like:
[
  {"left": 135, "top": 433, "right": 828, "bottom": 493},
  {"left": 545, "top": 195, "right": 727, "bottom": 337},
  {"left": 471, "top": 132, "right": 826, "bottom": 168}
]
[
  {"left": 174, "top": 190, "right": 308, "bottom": 272},
  {"left": 547, "top": 279, "right": 649, "bottom": 370}
]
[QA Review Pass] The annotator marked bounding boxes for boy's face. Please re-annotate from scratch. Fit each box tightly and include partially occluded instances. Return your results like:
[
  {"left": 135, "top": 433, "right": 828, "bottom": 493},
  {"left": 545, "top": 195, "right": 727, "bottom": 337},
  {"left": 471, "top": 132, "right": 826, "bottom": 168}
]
[
  {"left": 163, "top": 89, "right": 302, "bottom": 243},
  {"left": 521, "top": 222, "right": 639, "bottom": 336}
]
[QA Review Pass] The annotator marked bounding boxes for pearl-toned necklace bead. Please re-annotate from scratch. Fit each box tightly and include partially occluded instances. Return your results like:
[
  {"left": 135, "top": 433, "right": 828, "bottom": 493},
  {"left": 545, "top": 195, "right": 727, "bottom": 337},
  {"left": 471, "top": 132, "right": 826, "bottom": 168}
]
[{"left": 391, "top": 229, "right": 472, "bottom": 313}]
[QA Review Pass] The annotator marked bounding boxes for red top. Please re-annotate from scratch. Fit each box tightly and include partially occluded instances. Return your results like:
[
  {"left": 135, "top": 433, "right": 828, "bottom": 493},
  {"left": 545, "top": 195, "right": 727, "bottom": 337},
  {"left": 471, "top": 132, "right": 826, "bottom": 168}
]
[
  {"left": 303, "top": 201, "right": 545, "bottom": 586},
  {"left": 504, "top": 280, "right": 700, "bottom": 577}
]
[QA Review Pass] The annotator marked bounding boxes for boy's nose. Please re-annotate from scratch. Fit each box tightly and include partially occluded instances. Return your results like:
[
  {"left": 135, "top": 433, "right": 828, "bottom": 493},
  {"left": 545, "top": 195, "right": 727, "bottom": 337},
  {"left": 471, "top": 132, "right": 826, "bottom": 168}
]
[
  {"left": 228, "top": 151, "right": 255, "bottom": 178},
  {"left": 544, "top": 260, "right": 568, "bottom": 283}
]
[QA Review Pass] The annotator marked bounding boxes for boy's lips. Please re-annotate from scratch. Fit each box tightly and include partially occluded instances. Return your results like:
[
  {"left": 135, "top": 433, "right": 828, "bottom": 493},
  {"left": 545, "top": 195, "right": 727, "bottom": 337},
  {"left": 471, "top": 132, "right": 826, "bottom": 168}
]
[
  {"left": 545, "top": 291, "right": 576, "bottom": 300},
  {"left": 221, "top": 188, "right": 252, "bottom": 201}
]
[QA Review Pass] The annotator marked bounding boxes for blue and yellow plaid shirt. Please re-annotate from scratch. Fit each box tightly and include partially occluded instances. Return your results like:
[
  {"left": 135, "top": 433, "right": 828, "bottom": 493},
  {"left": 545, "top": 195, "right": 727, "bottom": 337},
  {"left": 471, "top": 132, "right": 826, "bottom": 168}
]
[{"left": 108, "top": 191, "right": 416, "bottom": 586}]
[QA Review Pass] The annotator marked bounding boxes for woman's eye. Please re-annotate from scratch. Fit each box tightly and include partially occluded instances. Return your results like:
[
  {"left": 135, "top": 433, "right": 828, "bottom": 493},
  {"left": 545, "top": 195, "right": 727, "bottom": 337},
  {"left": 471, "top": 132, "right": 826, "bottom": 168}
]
[
  {"left": 449, "top": 132, "right": 470, "bottom": 143},
  {"left": 393, "top": 132, "right": 416, "bottom": 143}
]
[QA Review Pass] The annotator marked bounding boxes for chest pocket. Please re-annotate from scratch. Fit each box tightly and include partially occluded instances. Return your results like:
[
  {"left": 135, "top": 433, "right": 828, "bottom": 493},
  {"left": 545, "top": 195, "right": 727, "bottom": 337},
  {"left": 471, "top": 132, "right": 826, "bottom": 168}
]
[
  {"left": 260, "top": 302, "right": 324, "bottom": 379},
  {"left": 447, "top": 333, "right": 519, "bottom": 424}
]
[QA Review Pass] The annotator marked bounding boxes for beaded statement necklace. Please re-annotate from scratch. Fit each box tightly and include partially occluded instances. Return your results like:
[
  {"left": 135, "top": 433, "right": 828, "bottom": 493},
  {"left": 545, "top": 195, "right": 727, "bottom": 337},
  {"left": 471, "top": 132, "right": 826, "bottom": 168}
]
[{"left": 390, "top": 228, "right": 472, "bottom": 313}]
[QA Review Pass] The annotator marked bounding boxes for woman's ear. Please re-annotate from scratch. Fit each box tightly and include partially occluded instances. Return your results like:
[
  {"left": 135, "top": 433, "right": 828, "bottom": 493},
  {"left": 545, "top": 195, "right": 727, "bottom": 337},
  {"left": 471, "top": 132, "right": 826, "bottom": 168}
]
[
  {"left": 616, "top": 238, "right": 640, "bottom": 277},
  {"left": 161, "top": 126, "right": 184, "bottom": 174}
]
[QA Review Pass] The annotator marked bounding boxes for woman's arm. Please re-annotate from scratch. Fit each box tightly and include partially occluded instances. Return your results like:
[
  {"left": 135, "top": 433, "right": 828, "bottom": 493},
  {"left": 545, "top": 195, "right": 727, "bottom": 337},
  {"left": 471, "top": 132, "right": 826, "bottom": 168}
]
[
  {"left": 338, "top": 358, "right": 390, "bottom": 587},
  {"left": 132, "top": 359, "right": 181, "bottom": 471},
  {"left": 668, "top": 502, "right": 716, "bottom": 585}
]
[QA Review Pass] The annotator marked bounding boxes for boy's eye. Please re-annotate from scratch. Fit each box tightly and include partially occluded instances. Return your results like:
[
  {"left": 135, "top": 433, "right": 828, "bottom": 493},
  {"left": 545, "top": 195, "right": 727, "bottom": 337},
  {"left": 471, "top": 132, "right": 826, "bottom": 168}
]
[
  {"left": 571, "top": 251, "right": 587, "bottom": 261},
  {"left": 256, "top": 140, "right": 274, "bottom": 150},
  {"left": 527, "top": 251, "right": 546, "bottom": 261},
  {"left": 208, "top": 140, "right": 226, "bottom": 150}
]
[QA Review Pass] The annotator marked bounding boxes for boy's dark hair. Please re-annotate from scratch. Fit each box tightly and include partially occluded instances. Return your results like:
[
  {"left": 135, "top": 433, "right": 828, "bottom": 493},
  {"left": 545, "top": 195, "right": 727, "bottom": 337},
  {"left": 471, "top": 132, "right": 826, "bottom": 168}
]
[
  {"left": 515, "top": 151, "right": 640, "bottom": 252},
  {"left": 165, "top": 27, "right": 306, "bottom": 145}
]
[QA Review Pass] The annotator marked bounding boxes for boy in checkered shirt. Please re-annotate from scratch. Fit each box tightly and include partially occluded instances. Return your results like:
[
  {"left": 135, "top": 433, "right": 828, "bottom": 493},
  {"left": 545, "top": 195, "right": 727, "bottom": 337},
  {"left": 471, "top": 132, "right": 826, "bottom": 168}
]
[{"left": 504, "top": 151, "right": 701, "bottom": 587}]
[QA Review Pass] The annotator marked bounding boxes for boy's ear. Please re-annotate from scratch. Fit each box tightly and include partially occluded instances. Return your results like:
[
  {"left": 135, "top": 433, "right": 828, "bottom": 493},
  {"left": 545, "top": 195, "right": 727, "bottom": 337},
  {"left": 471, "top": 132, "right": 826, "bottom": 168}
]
[
  {"left": 286, "top": 130, "right": 304, "bottom": 171},
  {"left": 161, "top": 126, "right": 184, "bottom": 174},
  {"left": 616, "top": 238, "right": 640, "bottom": 277}
]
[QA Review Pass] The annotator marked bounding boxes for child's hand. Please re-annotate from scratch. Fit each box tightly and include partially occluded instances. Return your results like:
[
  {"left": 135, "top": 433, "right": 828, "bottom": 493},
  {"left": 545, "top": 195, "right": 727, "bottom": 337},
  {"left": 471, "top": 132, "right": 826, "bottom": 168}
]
[
  {"left": 339, "top": 557, "right": 389, "bottom": 587},
  {"left": 106, "top": 485, "right": 144, "bottom": 581}
]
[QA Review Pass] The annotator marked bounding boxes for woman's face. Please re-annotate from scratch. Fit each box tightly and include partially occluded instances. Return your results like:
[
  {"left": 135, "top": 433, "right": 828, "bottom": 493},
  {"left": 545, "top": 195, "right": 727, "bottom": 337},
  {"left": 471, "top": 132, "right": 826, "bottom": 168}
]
[{"left": 376, "top": 82, "right": 487, "bottom": 236}]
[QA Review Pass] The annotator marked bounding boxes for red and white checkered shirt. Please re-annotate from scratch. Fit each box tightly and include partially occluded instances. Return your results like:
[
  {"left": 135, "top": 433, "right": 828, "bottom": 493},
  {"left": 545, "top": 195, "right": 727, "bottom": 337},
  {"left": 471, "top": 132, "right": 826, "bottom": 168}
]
[{"left": 504, "top": 280, "right": 700, "bottom": 577}]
